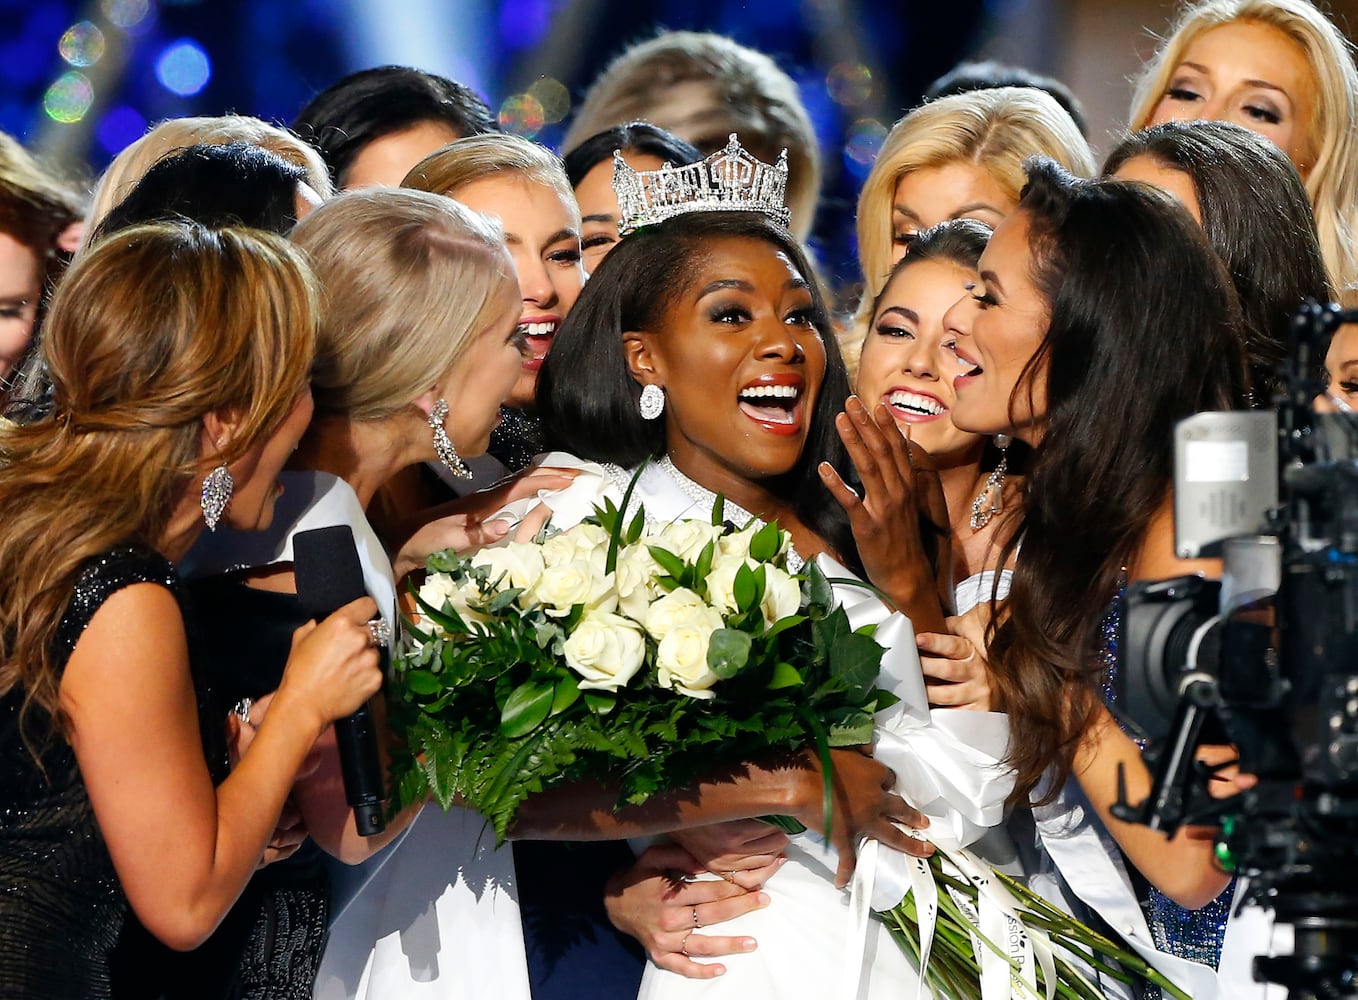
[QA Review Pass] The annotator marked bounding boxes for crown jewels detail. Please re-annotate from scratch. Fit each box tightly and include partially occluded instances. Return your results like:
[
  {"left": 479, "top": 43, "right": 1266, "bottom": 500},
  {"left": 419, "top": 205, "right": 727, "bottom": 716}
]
[{"left": 612, "top": 133, "right": 792, "bottom": 235}]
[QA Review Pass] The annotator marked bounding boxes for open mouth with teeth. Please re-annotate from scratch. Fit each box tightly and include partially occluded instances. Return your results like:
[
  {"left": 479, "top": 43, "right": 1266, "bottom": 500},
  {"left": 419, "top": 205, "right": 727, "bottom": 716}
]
[
  {"left": 952, "top": 347, "right": 983, "bottom": 392},
  {"left": 518, "top": 319, "right": 558, "bottom": 371},
  {"left": 737, "top": 379, "right": 805, "bottom": 435},
  {"left": 884, "top": 388, "right": 947, "bottom": 422}
]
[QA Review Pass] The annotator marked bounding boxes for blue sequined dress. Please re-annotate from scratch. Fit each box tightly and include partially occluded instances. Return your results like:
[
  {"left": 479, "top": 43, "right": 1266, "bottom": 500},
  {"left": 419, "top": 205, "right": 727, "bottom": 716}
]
[{"left": 1099, "top": 590, "right": 1236, "bottom": 973}]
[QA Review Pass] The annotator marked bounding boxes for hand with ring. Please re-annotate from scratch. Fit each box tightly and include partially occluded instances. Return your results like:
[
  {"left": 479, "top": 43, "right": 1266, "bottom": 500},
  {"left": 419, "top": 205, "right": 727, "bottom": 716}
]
[
  {"left": 605, "top": 843, "right": 767, "bottom": 979},
  {"left": 669, "top": 819, "right": 789, "bottom": 892}
]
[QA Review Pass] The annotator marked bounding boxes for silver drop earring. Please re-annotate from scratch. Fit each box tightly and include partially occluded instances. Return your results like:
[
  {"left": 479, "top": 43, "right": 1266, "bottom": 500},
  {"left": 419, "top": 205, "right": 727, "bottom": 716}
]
[
  {"left": 969, "top": 433, "right": 1010, "bottom": 531},
  {"left": 201, "top": 462, "right": 234, "bottom": 531},
  {"left": 429, "top": 398, "right": 473, "bottom": 479},
  {"left": 639, "top": 383, "right": 665, "bottom": 420}
]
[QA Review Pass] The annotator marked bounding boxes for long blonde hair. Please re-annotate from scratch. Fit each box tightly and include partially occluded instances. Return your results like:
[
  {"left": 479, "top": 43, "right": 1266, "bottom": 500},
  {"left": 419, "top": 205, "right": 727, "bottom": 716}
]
[
  {"left": 1128, "top": 0, "right": 1358, "bottom": 293},
  {"left": 562, "top": 31, "right": 821, "bottom": 240},
  {"left": 0, "top": 222, "right": 317, "bottom": 745},
  {"left": 846, "top": 88, "right": 1093, "bottom": 375},
  {"left": 290, "top": 188, "right": 517, "bottom": 420},
  {"left": 83, "top": 115, "right": 332, "bottom": 247}
]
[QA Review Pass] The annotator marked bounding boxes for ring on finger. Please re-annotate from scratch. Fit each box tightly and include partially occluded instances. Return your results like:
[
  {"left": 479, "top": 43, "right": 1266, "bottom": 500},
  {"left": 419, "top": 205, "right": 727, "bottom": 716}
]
[
  {"left": 680, "top": 929, "right": 695, "bottom": 956},
  {"left": 366, "top": 617, "right": 392, "bottom": 649},
  {"left": 691, "top": 905, "right": 702, "bottom": 928},
  {"left": 232, "top": 697, "right": 253, "bottom": 726},
  {"left": 719, "top": 870, "right": 739, "bottom": 886}
]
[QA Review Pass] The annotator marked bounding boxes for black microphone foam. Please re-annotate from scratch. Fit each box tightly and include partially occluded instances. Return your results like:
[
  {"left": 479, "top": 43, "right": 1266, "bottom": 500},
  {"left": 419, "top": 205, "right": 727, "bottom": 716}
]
[{"left": 292, "top": 524, "right": 386, "bottom": 837}]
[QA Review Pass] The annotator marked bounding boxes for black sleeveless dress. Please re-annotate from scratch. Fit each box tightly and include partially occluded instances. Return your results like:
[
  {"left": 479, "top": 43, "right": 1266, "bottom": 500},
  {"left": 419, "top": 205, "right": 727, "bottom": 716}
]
[
  {"left": 111, "top": 575, "right": 330, "bottom": 1000},
  {"left": 0, "top": 545, "right": 183, "bottom": 999}
]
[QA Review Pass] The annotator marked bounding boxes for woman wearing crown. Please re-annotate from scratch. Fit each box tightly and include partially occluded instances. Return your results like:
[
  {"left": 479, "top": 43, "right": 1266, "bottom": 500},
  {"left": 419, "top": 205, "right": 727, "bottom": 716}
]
[{"left": 482, "top": 137, "right": 1017, "bottom": 999}]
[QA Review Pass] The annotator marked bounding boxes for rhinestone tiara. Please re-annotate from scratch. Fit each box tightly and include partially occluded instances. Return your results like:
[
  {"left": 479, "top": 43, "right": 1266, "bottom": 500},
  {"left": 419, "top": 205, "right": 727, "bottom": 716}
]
[{"left": 611, "top": 133, "right": 791, "bottom": 236}]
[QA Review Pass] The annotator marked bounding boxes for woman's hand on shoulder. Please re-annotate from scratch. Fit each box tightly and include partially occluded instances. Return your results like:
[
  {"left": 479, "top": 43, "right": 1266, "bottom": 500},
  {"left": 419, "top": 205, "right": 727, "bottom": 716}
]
[
  {"left": 819, "top": 396, "right": 948, "bottom": 633},
  {"left": 918, "top": 606, "right": 994, "bottom": 711},
  {"left": 604, "top": 843, "right": 765, "bottom": 979}
]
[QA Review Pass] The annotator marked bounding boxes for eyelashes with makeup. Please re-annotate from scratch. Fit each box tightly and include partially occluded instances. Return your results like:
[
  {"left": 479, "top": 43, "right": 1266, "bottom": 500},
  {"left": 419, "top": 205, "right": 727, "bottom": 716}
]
[
  {"left": 1163, "top": 84, "right": 1283, "bottom": 125},
  {"left": 962, "top": 282, "right": 997, "bottom": 308}
]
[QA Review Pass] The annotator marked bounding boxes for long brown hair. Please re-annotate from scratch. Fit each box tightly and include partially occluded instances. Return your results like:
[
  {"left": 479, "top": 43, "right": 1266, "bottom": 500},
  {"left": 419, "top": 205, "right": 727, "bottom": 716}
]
[
  {"left": 0, "top": 222, "right": 317, "bottom": 748},
  {"left": 986, "top": 161, "right": 1248, "bottom": 803}
]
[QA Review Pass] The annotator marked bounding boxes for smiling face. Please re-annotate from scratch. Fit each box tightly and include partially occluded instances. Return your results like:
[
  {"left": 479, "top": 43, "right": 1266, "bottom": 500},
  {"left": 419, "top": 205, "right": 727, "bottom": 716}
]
[
  {"left": 943, "top": 212, "right": 1051, "bottom": 442},
  {"left": 451, "top": 174, "right": 585, "bottom": 410},
  {"left": 575, "top": 150, "right": 668, "bottom": 273},
  {"left": 624, "top": 235, "right": 827, "bottom": 486},
  {"left": 891, "top": 163, "right": 1014, "bottom": 265},
  {"left": 1148, "top": 20, "right": 1318, "bottom": 172},
  {"left": 437, "top": 293, "right": 525, "bottom": 457},
  {"left": 855, "top": 258, "right": 985, "bottom": 464},
  {"left": 0, "top": 232, "right": 41, "bottom": 381}
]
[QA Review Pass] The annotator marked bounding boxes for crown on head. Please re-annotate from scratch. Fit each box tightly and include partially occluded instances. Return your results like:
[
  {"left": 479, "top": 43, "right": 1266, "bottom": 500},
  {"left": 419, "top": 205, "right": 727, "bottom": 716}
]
[{"left": 611, "top": 133, "right": 792, "bottom": 235}]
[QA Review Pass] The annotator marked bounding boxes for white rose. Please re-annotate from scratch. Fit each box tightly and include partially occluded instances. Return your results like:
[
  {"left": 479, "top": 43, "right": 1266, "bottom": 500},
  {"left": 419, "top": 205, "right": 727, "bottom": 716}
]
[
  {"left": 541, "top": 522, "right": 610, "bottom": 569},
  {"left": 656, "top": 623, "right": 720, "bottom": 699},
  {"left": 470, "top": 541, "right": 545, "bottom": 594},
  {"left": 760, "top": 564, "right": 802, "bottom": 626},
  {"left": 562, "top": 611, "right": 647, "bottom": 691},
  {"left": 652, "top": 519, "right": 723, "bottom": 565},
  {"left": 716, "top": 523, "right": 759, "bottom": 562},
  {"left": 415, "top": 572, "right": 487, "bottom": 629},
  {"left": 614, "top": 543, "right": 662, "bottom": 623},
  {"left": 703, "top": 555, "right": 747, "bottom": 615},
  {"left": 532, "top": 559, "right": 617, "bottom": 617},
  {"left": 643, "top": 587, "right": 723, "bottom": 641}
]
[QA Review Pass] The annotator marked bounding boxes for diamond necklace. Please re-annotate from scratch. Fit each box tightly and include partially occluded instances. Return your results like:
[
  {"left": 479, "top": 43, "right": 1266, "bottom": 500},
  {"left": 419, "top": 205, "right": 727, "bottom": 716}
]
[
  {"left": 657, "top": 455, "right": 758, "bottom": 528},
  {"left": 655, "top": 456, "right": 804, "bottom": 572}
]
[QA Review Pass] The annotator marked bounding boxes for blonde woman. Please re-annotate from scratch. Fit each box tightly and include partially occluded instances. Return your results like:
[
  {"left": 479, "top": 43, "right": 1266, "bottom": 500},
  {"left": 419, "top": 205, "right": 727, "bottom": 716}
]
[
  {"left": 1128, "top": 0, "right": 1358, "bottom": 292},
  {"left": 847, "top": 87, "right": 1093, "bottom": 375},
  {"left": 0, "top": 222, "right": 381, "bottom": 998},
  {"left": 181, "top": 187, "right": 532, "bottom": 999},
  {"left": 562, "top": 31, "right": 821, "bottom": 240},
  {"left": 82, "top": 114, "right": 332, "bottom": 246}
]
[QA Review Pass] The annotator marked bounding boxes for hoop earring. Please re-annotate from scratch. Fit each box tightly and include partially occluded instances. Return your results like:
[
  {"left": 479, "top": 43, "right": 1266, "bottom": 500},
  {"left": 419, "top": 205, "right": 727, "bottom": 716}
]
[
  {"left": 639, "top": 384, "right": 665, "bottom": 420},
  {"left": 201, "top": 462, "right": 234, "bottom": 531},
  {"left": 429, "top": 398, "right": 473, "bottom": 479},
  {"left": 969, "top": 433, "right": 1010, "bottom": 531}
]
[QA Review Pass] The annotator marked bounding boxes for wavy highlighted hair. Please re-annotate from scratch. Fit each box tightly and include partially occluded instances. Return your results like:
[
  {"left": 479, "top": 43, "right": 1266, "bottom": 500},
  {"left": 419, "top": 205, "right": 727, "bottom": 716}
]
[{"left": 0, "top": 222, "right": 317, "bottom": 748}]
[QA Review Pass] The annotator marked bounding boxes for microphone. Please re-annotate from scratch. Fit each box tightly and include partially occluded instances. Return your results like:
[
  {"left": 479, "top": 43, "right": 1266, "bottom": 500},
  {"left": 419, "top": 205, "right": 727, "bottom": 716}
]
[{"left": 292, "top": 524, "right": 386, "bottom": 837}]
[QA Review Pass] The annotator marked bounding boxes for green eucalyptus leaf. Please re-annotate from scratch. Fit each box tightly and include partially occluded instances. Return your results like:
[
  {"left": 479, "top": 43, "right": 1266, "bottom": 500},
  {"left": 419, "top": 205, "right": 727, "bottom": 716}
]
[
  {"left": 500, "top": 680, "right": 555, "bottom": 737},
  {"left": 707, "top": 628, "right": 752, "bottom": 679},
  {"left": 488, "top": 587, "right": 526, "bottom": 613}
]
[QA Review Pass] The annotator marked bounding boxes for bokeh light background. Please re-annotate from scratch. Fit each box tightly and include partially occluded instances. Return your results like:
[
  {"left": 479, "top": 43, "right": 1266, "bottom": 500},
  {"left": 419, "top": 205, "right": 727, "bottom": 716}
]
[{"left": 0, "top": 0, "right": 1028, "bottom": 292}]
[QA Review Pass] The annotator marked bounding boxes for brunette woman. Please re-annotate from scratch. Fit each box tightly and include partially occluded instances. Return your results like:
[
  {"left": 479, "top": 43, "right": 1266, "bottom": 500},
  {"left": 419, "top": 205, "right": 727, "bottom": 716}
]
[{"left": 0, "top": 222, "right": 380, "bottom": 997}]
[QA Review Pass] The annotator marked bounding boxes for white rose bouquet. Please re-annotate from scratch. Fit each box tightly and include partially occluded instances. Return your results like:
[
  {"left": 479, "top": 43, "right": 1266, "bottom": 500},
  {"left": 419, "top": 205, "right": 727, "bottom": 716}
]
[{"left": 386, "top": 490, "right": 896, "bottom": 841}]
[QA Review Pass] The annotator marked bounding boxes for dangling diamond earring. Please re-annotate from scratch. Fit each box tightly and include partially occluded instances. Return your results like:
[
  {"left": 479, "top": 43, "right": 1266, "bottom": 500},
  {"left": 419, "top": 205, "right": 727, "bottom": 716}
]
[
  {"left": 429, "top": 398, "right": 473, "bottom": 479},
  {"left": 201, "top": 462, "right": 234, "bottom": 531},
  {"left": 969, "top": 433, "right": 1010, "bottom": 530},
  {"left": 639, "top": 383, "right": 665, "bottom": 420}
]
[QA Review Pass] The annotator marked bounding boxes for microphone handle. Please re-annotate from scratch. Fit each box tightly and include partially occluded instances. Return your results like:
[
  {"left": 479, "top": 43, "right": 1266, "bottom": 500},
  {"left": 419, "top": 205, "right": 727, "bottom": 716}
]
[{"left": 334, "top": 703, "right": 385, "bottom": 837}]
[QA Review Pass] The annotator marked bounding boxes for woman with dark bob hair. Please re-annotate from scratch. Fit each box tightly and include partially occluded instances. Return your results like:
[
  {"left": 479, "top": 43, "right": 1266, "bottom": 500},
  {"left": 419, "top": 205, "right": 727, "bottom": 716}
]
[
  {"left": 938, "top": 157, "right": 1253, "bottom": 992},
  {"left": 1104, "top": 119, "right": 1332, "bottom": 404}
]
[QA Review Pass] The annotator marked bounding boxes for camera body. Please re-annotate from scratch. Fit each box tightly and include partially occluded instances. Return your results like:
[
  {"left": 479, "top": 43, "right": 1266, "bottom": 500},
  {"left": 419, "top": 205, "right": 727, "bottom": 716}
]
[{"left": 1113, "top": 303, "right": 1358, "bottom": 997}]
